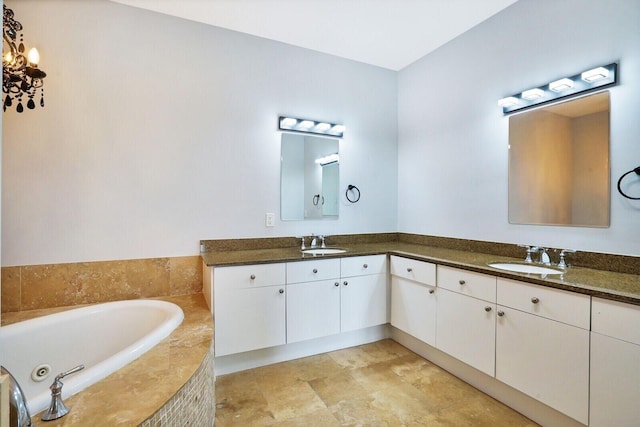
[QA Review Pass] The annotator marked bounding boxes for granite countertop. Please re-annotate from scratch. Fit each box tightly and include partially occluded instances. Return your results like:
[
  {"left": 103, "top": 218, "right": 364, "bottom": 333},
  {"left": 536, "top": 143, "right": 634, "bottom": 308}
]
[
  {"left": 2, "top": 294, "right": 213, "bottom": 426},
  {"left": 202, "top": 242, "right": 640, "bottom": 305}
]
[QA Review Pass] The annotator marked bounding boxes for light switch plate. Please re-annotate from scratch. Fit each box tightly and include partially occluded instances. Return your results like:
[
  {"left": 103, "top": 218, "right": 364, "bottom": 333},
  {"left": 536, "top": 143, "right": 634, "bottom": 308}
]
[{"left": 265, "top": 213, "right": 275, "bottom": 227}]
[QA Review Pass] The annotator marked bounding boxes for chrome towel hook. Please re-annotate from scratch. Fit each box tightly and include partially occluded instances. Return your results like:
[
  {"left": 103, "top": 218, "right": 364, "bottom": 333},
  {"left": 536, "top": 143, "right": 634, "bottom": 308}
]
[{"left": 617, "top": 166, "right": 640, "bottom": 200}]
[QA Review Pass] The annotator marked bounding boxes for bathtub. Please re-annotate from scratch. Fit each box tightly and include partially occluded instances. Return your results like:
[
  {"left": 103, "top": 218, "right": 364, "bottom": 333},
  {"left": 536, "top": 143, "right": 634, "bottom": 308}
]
[{"left": 1, "top": 299, "right": 184, "bottom": 415}]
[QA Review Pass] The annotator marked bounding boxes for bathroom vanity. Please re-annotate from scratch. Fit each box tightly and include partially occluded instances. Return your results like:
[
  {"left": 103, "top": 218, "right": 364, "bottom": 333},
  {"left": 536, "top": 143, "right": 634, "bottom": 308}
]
[{"left": 202, "top": 237, "right": 640, "bottom": 427}]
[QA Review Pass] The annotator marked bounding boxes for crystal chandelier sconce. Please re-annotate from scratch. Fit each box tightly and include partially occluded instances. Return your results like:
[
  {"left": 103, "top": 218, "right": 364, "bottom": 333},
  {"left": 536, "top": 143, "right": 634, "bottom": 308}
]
[{"left": 3, "top": 5, "right": 46, "bottom": 113}]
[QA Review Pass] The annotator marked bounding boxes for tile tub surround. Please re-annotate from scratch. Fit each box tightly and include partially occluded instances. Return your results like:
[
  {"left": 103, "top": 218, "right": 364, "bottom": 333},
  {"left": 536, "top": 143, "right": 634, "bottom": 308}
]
[
  {"left": 201, "top": 234, "right": 640, "bottom": 305},
  {"left": 1, "top": 294, "right": 214, "bottom": 426},
  {"left": 1, "top": 255, "right": 203, "bottom": 313}
]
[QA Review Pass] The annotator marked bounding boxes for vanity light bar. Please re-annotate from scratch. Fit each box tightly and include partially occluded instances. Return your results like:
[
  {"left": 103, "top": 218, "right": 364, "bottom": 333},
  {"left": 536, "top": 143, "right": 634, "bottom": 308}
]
[
  {"left": 315, "top": 153, "right": 339, "bottom": 166},
  {"left": 279, "top": 116, "right": 345, "bottom": 138},
  {"left": 498, "top": 63, "right": 617, "bottom": 114}
]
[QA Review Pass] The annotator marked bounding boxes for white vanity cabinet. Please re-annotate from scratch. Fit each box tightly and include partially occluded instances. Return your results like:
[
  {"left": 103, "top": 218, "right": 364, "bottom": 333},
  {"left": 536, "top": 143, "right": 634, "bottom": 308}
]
[
  {"left": 212, "top": 263, "right": 287, "bottom": 357},
  {"left": 340, "top": 255, "right": 388, "bottom": 332},
  {"left": 390, "top": 255, "right": 437, "bottom": 345},
  {"left": 436, "top": 266, "right": 497, "bottom": 376},
  {"left": 590, "top": 297, "right": 640, "bottom": 427},
  {"left": 495, "top": 278, "right": 590, "bottom": 425},
  {"left": 286, "top": 258, "right": 341, "bottom": 344}
]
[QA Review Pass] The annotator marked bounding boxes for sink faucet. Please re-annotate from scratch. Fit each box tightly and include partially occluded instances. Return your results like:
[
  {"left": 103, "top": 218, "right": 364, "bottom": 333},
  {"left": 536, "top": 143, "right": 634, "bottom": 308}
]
[
  {"left": 557, "top": 249, "right": 576, "bottom": 269},
  {"left": 518, "top": 245, "right": 539, "bottom": 263},
  {"left": 1, "top": 366, "right": 32, "bottom": 427},
  {"left": 41, "top": 364, "right": 85, "bottom": 421},
  {"left": 538, "top": 248, "right": 551, "bottom": 265},
  {"left": 310, "top": 234, "right": 318, "bottom": 248}
]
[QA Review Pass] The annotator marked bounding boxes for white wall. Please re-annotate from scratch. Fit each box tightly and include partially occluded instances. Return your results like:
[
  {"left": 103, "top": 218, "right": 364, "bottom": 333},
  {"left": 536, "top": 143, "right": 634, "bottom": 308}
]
[
  {"left": 1, "top": 0, "right": 398, "bottom": 266},
  {"left": 398, "top": 0, "right": 640, "bottom": 256}
]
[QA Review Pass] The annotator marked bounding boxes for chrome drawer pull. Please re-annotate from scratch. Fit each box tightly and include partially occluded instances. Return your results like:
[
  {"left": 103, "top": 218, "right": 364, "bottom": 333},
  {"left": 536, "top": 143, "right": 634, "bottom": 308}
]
[
  {"left": 250, "top": 274, "right": 256, "bottom": 280},
  {"left": 279, "top": 289, "right": 284, "bottom": 294},
  {"left": 485, "top": 306, "right": 492, "bottom": 312},
  {"left": 429, "top": 289, "right": 435, "bottom": 294},
  {"left": 363, "top": 264, "right": 368, "bottom": 268},
  {"left": 334, "top": 282, "right": 340, "bottom": 287},
  {"left": 497, "top": 310, "right": 505, "bottom": 317},
  {"left": 313, "top": 268, "right": 318, "bottom": 273},
  {"left": 407, "top": 268, "right": 413, "bottom": 272},
  {"left": 459, "top": 280, "right": 466, "bottom": 285},
  {"left": 531, "top": 297, "right": 540, "bottom": 304}
]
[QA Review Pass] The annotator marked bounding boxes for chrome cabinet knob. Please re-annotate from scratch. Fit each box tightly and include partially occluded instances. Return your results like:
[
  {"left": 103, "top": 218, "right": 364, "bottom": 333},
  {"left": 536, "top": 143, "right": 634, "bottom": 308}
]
[
  {"left": 429, "top": 289, "right": 435, "bottom": 294},
  {"left": 459, "top": 280, "right": 466, "bottom": 285},
  {"left": 313, "top": 268, "right": 318, "bottom": 273},
  {"left": 407, "top": 267, "right": 413, "bottom": 272},
  {"left": 531, "top": 297, "right": 540, "bottom": 304},
  {"left": 279, "top": 289, "right": 284, "bottom": 294},
  {"left": 250, "top": 274, "right": 256, "bottom": 280},
  {"left": 343, "top": 281, "right": 348, "bottom": 286},
  {"left": 497, "top": 310, "right": 505, "bottom": 317},
  {"left": 485, "top": 306, "right": 492, "bottom": 312},
  {"left": 363, "top": 264, "right": 368, "bottom": 269},
  {"left": 334, "top": 282, "right": 340, "bottom": 287}
]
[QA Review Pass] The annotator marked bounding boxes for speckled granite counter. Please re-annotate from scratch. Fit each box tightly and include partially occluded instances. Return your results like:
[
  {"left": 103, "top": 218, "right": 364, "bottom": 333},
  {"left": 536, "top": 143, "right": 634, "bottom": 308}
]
[
  {"left": 201, "top": 242, "right": 640, "bottom": 305},
  {"left": 2, "top": 294, "right": 214, "bottom": 426}
]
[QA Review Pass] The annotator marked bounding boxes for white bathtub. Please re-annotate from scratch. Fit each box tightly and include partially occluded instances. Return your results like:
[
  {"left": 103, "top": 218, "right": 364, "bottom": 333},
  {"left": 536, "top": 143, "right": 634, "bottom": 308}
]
[{"left": 1, "top": 299, "right": 184, "bottom": 415}]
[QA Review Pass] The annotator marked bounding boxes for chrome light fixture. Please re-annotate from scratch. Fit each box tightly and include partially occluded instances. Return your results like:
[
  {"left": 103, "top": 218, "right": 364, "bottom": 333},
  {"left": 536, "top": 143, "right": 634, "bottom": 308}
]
[
  {"left": 3, "top": 5, "right": 46, "bottom": 113},
  {"left": 279, "top": 116, "right": 345, "bottom": 138},
  {"left": 498, "top": 63, "right": 617, "bottom": 114}
]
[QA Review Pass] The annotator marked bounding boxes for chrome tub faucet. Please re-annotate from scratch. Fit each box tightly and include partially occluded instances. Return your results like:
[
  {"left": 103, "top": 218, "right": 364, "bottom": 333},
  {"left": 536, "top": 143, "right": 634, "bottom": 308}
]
[{"left": 41, "top": 364, "right": 85, "bottom": 421}]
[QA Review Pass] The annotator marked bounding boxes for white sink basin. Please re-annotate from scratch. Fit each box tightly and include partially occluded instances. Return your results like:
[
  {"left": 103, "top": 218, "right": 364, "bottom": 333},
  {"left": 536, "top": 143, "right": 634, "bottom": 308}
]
[
  {"left": 302, "top": 248, "right": 346, "bottom": 255},
  {"left": 488, "top": 262, "right": 563, "bottom": 275}
]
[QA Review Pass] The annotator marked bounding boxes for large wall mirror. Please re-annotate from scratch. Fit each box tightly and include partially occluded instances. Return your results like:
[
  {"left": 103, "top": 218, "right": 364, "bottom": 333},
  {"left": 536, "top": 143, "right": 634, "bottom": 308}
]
[
  {"left": 281, "top": 133, "right": 339, "bottom": 221},
  {"left": 509, "top": 91, "right": 610, "bottom": 227}
]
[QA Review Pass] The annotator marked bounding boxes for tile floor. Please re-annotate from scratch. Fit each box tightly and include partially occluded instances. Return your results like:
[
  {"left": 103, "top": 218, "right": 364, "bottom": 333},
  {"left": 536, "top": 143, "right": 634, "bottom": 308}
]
[{"left": 215, "top": 339, "right": 539, "bottom": 426}]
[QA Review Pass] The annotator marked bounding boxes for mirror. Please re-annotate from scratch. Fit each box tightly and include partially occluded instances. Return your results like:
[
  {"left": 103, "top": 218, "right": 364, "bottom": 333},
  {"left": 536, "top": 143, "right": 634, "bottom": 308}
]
[
  {"left": 281, "top": 133, "right": 339, "bottom": 220},
  {"left": 509, "top": 91, "right": 610, "bottom": 227}
]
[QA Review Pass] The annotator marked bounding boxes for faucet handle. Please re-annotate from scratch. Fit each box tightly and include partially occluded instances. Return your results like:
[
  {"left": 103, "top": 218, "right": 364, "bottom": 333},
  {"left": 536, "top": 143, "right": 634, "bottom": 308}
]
[
  {"left": 518, "top": 245, "right": 538, "bottom": 263},
  {"left": 54, "top": 364, "right": 85, "bottom": 382},
  {"left": 42, "top": 364, "right": 85, "bottom": 421},
  {"left": 557, "top": 249, "right": 576, "bottom": 269},
  {"left": 319, "top": 235, "right": 327, "bottom": 248},
  {"left": 297, "top": 236, "right": 306, "bottom": 250}
]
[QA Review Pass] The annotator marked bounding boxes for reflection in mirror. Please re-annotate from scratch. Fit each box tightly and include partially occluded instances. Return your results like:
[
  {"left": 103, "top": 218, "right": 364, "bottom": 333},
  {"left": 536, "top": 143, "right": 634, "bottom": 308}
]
[
  {"left": 281, "top": 133, "right": 339, "bottom": 220},
  {"left": 509, "top": 92, "right": 610, "bottom": 227}
]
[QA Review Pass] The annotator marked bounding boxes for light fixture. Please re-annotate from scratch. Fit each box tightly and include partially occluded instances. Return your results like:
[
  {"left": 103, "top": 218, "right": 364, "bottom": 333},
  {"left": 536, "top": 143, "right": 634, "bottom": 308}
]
[
  {"left": 521, "top": 88, "right": 545, "bottom": 100},
  {"left": 498, "top": 63, "right": 617, "bottom": 114},
  {"left": 581, "top": 67, "right": 609, "bottom": 83},
  {"left": 279, "top": 116, "right": 345, "bottom": 138},
  {"left": 315, "top": 153, "right": 339, "bottom": 166},
  {"left": 2, "top": 5, "right": 47, "bottom": 113},
  {"left": 549, "top": 78, "right": 574, "bottom": 93}
]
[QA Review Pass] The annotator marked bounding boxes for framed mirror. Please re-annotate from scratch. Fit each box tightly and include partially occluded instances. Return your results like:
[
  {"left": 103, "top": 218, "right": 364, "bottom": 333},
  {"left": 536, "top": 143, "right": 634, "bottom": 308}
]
[
  {"left": 508, "top": 91, "right": 610, "bottom": 227},
  {"left": 281, "top": 133, "right": 339, "bottom": 220}
]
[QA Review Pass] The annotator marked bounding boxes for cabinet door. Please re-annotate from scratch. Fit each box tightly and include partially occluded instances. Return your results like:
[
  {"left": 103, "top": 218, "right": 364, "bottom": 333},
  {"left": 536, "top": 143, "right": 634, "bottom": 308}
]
[
  {"left": 286, "top": 279, "right": 340, "bottom": 343},
  {"left": 214, "top": 285, "right": 286, "bottom": 357},
  {"left": 495, "top": 306, "right": 589, "bottom": 425},
  {"left": 341, "top": 273, "right": 388, "bottom": 332},
  {"left": 390, "top": 276, "right": 436, "bottom": 345},
  {"left": 436, "top": 289, "right": 496, "bottom": 376},
  {"left": 590, "top": 332, "right": 640, "bottom": 427}
]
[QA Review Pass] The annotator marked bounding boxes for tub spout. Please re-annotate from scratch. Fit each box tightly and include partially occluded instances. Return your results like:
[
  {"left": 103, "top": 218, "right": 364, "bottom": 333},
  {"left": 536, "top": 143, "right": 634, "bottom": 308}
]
[
  {"left": 41, "top": 364, "right": 85, "bottom": 421},
  {"left": 1, "top": 366, "right": 32, "bottom": 427}
]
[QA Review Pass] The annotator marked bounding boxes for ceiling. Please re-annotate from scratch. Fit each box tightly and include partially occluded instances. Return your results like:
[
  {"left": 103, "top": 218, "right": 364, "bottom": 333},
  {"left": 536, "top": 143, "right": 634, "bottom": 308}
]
[{"left": 110, "top": 0, "right": 518, "bottom": 71}]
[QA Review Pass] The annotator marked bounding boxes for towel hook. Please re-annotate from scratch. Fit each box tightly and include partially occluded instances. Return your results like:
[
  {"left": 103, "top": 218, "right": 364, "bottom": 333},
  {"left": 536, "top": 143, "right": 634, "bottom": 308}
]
[{"left": 617, "top": 166, "right": 640, "bottom": 200}]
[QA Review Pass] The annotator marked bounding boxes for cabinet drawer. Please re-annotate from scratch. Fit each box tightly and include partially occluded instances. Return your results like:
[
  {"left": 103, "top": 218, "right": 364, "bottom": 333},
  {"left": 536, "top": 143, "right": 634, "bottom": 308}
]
[
  {"left": 497, "top": 278, "right": 590, "bottom": 329},
  {"left": 214, "top": 262, "right": 286, "bottom": 290},
  {"left": 341, "top": 254, "right": 387, "bottom": 277},
  {"left": 287, "top": 258, "right": 340, "bottom": 283},
  {"left": 592, "top": 297, "right": 640, "bottom": 344},
  {"left": 437, "top": 265, "right": 496, "bottom": 302},
  {"left": 390, "top": 255, "right": 436, "bottom": 286}
]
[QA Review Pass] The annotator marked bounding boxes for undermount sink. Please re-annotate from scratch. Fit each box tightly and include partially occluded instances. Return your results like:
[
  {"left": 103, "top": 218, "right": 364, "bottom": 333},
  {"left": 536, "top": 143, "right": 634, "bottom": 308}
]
[
  {"left": 488, "top": 262, "right": 564, "bottom": 275},
  {"left": 302, "top": 248, "right": 346, "bottom": 255}
]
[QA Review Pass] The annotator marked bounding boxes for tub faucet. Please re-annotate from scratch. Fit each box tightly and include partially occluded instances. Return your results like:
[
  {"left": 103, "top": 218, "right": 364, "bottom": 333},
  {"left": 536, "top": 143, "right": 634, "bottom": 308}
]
[
  {"left": 41, "top": 364, "right": 85, "bottom": 421},
  {"left": 1, "top": 366, "right": 32, "bottom": 427}
]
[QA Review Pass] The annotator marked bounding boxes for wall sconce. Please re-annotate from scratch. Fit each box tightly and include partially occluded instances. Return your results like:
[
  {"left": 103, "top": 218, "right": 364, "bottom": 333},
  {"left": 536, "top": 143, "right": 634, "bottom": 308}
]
[
  {"left": 498, "top": 63, "right": 617, "bottom": 114},
  {"left": 3, "top": 5, "right": 47, "bottom": 113},
  {"left": 279, "top": 116, "right": 345, "bottom": 138}
]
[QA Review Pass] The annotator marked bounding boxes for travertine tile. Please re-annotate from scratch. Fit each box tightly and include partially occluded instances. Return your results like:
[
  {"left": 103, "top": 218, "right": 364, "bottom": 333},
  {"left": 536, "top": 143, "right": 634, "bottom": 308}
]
[
  {"left": 124, "top": 258, "right": 170, "bottom": 298},
  {"left": 72, "top": 260, "right": 130, "bottom": 303},
  {"left": 20, "top": 263, "right": 78, "bottom": 309},
  {"left": 169, "top": 255, "right": 203, "bottom": 295},
  {"left": 216, "top": 340, "right": 538, "bottom": 427},
  {"left": 1, "top": 266, "right": 21, "bottom": 312}
]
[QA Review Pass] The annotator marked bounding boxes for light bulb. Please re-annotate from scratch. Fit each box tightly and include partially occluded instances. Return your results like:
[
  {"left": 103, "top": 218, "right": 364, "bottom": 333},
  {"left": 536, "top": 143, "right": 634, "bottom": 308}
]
[{"left": 27, "top": 48, "right": 40, "bottom": 66}]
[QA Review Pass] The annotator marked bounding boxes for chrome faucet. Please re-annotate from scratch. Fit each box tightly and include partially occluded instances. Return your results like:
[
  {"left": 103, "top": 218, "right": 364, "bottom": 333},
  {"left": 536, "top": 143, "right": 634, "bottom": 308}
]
[
  {"left": 1, "top": 366, "right": 32, "bottom": 427},
  {"left": 518, "top": 245, "right": 538, "bottom": 263},
  {"left": 41, "top": 364, "right": 85, "bottom": 421},
  {"left": 310, "top": 234, "right": 318, "bottom": 248},
  {"left": 538, "top": 248, "right": 551, "bottom": 265}
]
